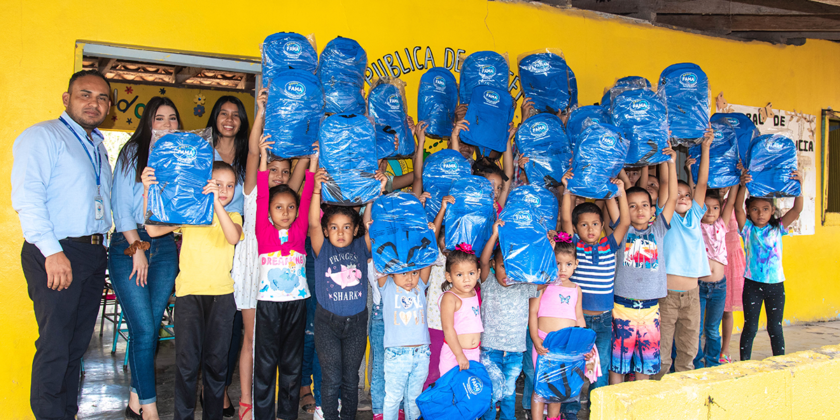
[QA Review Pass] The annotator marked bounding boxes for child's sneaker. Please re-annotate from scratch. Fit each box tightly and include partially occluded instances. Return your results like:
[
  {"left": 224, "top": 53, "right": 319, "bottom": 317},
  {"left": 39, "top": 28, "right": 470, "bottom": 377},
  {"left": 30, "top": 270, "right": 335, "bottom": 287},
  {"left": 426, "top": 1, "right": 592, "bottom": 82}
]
[
  {"left": 313, "top": 407, "right": 325, "bottom": 420},
  {"left": 719, "top": 354, "right": 733, "bottom": 364},
  {"left": 398, "top": 409, "right": 405, "bottom": 420}
]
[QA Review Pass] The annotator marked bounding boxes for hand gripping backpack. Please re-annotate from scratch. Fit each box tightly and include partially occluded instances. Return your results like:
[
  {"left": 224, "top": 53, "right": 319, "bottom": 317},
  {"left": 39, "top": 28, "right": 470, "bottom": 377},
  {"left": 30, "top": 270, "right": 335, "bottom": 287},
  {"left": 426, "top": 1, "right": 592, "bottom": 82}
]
[
  {"left": 459, "top": 86, "right": 514, "bottom": 153},
  {"left": 515, "top": 113, "right": 572, "bottom": 188},
  {"left": 689, "top": 119, "right": 740, "bottom": 189},
  {"left": 658, "top": 63, "right": 710, "bottom": 145},
  {"left": 146, "top": 132, "right": 214, "bottom": 225},
  {"left": 317, "top": 36, "right": 367, "bottom": 115},
  {"left": 745, "top": 134, "right": 801, "bottom": 198},
  {"left": 422, "top": 149, "right": 472, "bottom": 222},
  {"left": 418, "top": 67, "right": 459, "bottom": 139},
  {"left": 264, "top": 69, "right": 325, "bottom": 158},
  {"left": 318, "top": 114, "right": 381, "bottom": 205},
  {"left": 499, "top": 199, "right": 558, "bottom": 285},
  {"left": 444, "top": 175, "right": 496, "bottom": 253},
  {"left": 507, "top": 184, "right": 559, "bottom": 230},
  {"left": 368, "top": 79, "right": 414, "bottom": 159},
  {"left": 518, "top": 52, "right": 575, "bottom": 115},
  {"left": 566, "top": 122, "right": 629, "bottom": 199},
  {"left": 534, "top": 327, "right": 596, "bottom": 404},
  {"left": 566, "top": 105, "right": 611, "bottom": 152},
  {"left": 600, "top": 76, "right": 652, "bottom": 111},
  {"left": 261, "top": 32, "right": 318, "bottom": 85},
  {"left": 711, "top": 112, "right": 760, "bottom": 165},
  {"left": 369, "top": 192, "right": 439, "bottom": 275},
  {"left": 459, "top": 51, "right": 509, "bottom": 105},
  {"left": 610, "top": 88, "right": 670, "bottom": 167},
  {"left": 417, "top": 360, "right": 493, "bottom": 420}
]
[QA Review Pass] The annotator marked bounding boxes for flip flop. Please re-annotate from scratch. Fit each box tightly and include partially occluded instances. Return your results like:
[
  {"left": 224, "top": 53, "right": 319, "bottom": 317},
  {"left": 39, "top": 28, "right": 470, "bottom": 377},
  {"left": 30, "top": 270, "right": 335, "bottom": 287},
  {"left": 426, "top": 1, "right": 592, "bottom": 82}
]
[{"left": 239, "top": 402, "right": 252, "bottom": 420}]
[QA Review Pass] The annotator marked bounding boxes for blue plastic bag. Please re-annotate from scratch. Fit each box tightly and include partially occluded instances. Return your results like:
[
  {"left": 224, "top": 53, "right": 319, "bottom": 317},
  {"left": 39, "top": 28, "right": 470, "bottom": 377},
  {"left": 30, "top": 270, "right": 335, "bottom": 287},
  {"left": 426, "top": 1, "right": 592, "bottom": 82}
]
[
  {"left": 261, "top": 32, "right": 318, "bottom": 85},
  {"left": 659, "top": 63, "right": 710, "bottom": 145},
  {"left": 417, "top": 361, "right": 492, "bottom": 420},
  {"left": 317, "top": 36, "right": 367, "bottom": 115},
  {"left": 610, "top": 88, "right": 670, "bottom": 167},
  {"left": 318, "top": 114, "right": 381, "bottom": 205},
  {"left": 444, "top": 175, "right": 496, "bottom": 253},
  {"left": 460, "top": 86, "right": 514, "bottom": 153},
  {"left": 566, "top": 122, "right": 629, "bottom": 199},
  {"left": 566, "top": 105, "right": 611, "bottom": 152},
  {"left": 518, "top": 52, "right": 574, "bottom": 115},
  {"left": 745, "top": 134, "right": 801, "bottom": 198},
  {"left": 601, "top": 76, "right": 652, "bottom": 110},
  {"left": 689, "top": 119, "right": 740, "bottom": 189},
  {"left": 418, "top": 67, "right": 459, "bottom": 139},
  {"left": 422, "top": 149, "right": 472, "bottom": 222},
  {"left": 499, "top": 199, "right": 557, "bottom": 284},
  {"left": 534, "top": 327, "right": 596, "bottom": 404},
  {"left": 146, "top": 131, "right": 214, "bottom": 226},
  {"left": 507, "top": 185, "right": 559, "bottom": 230},
  {"left": 459, "top": 51, "right": 509, "bottom": 105},
  {"left": 368, "top": 79, "right": 414, "bottom": 159},
  {"left": 369, "top": 192, "right": 439, "bottom": 275},
  {"left": 263, "top": 69, "right": 325, "bottom": 158},
  {"left": 515, "top": 113, "right": 572, "bottom": 188},
  {"left": 711, "top": 113, "right": 759, "bottom": 165}
]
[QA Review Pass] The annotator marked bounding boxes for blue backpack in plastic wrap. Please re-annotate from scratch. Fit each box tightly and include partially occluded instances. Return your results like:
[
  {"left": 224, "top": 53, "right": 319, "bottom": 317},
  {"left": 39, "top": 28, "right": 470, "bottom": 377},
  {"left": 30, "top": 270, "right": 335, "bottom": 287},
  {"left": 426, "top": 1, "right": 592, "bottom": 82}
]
[
  {"left": 460, "top": 86, "right": 514, "bottom": 153},
  {"left": 418, "top": 67, "right": 459, "bottom": 139},
  {"left": 566, "top": 105, "right": 611, "bottom": 152},
  {"left": 745, "top": 134, "right": 801, "bottom": 198},
  {"left": 507, "top": 185, "right": 559, "bottom": 230},
  {"left": 417, "top": 361, "right": 492, "bottom": 420},
  {"left": 422, "top": 150, "right": 472, "bottom": 222},
  {"left": 146, "top": 132, "right": 214, "bottom": 225},
  {"left": 534, "top": 327, "right": 596, "bottom": 404},
  {"left": 262, "top": 32, "right": 318, "bottom": 85},
  {"left": 600, "top": 76, "right": 652, "bottom": 110},
  {"left": 318, "top": 114, "right": 381, "bottom": 205},
  {"left": 566, "top": 122, "right": 629, "bottom": 199},
  {"left": 318, "top": 37, "right": 367, "bottom": 115},
  {"left": 368, "top": 80, "right": 414, "bottom": 159},
  {"left": 369, "top": 192, "right": 439, "bottom": 275},
  {"left": 659, "top": 63, "right": 710, "bottom": 145},
  {"left": 444, "top": 175, "right": 496, "bottom": 253},
  {"left": 264, "top": 69, "right": 325, "bottom": 158},
  {"left": 519, "top": 52, "right": 574, "bottom": 115},
  {"left": 689, "top": 119, "right": 740, "bottom": 189},
  {"left": 515, "top": 113, "right": 572, "bottom": 188},
  {"left": 499, "top": 199, "right": 557, "bottom": 284},
  {"left": 459, "top": 51, "right": 509, "bottom": 105},
  {"left": 610, "top": 88, "right": 670, "bottom": 167},
  {"left": 711, "top": 113, "right": 759, "bottom": 165}
]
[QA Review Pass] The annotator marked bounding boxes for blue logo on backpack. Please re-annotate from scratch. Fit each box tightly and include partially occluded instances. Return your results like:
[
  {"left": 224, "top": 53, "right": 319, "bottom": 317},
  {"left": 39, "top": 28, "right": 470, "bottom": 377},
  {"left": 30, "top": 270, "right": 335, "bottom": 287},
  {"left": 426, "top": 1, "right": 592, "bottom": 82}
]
[
  {"left": 422, "top": 150, "right": 472, "bottom": 222},
  {"left": 418, "top": 67, "right": 458, "bottom": 139},
  {"left": 483, "top": 90, "right": 501, "bottom": 105},
  {"left": 500, "top": 195, "right": 557, "bottom": 284},
  {"left": 680, "top": 72, "right": 698, "bottom": 87},
  {"left": 460, "top": 86, "right": 514, "bottom": 153},
  {"left": 146, "top": 132, "right": 214, "bottom": 226},
  {"left": 368, "top": 81, "right": 414, "bottom": 159},
  {"left": 283, "top": 41, "right": 303, "bottom": 58},
  {"left": 459, "top": 51, "right": 509, "bottom": 105},
  {"left": 261, "top": 32, "right": 318, "bottom": 85},
  {"left": 659, "top": 63, "right": 710, "bottom": 144},
  {"left": 519, "top": 52, "right": 576, "bottom": 115},
  {"left": 284, "top": 81, "right": 306, "bottom": 99},
  {"left": 689, "top": 118, "right": 740, "bottom": 189},
  {"left": 264, "top": 69, "right": 325, "bottom": 158},
  {"left": 515, "top": 113, "right": 572, "bottom": 188}
]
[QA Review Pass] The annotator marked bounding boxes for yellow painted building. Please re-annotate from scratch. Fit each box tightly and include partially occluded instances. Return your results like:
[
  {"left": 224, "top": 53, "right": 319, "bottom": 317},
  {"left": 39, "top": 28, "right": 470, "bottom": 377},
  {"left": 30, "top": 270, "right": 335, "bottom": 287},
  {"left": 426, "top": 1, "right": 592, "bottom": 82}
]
[{"left": 2, "top": 0, "right": 840, "bottom": 417}]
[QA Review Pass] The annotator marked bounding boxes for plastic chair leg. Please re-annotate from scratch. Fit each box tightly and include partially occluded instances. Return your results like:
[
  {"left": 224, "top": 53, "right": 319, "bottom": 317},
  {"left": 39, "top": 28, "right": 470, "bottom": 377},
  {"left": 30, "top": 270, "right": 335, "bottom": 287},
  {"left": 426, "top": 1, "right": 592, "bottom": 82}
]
[{"left": 111, "top": 311, "right": 123, "bottom": 355}]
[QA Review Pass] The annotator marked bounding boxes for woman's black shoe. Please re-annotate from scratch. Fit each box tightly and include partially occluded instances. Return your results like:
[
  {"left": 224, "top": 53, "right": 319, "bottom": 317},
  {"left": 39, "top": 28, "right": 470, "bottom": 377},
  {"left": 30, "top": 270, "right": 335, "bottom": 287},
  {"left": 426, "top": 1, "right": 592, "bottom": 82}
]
[
  {"left": 223, "top": 404, "right": 236, "bottom": 418},
  {"left": 125, "top": 406, "right": 143, "bottom": 420}
]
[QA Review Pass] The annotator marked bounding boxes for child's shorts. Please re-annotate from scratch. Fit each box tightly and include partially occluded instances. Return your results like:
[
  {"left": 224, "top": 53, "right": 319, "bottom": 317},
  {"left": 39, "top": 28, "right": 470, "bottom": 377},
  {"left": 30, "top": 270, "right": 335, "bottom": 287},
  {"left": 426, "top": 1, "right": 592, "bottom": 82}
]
[
  {"left": 610, "top": 296, "right": 661, "bottom": 375},
  {"left": 439, "top": 341, "right": 480, "bottom": 375}
]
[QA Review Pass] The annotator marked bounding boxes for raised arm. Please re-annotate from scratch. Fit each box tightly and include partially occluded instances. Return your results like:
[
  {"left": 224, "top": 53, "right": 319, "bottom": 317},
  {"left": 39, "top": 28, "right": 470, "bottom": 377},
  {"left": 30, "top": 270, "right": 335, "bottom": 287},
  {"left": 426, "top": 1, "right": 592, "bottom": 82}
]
[
  {"left": 243, "top": 88, "right": 267, "bottom": 195},
  {"left": 206, "top": 181, "right": 242, "bottom": 245},
  {"left": 639, "top": 165, "right": 649, "bottom": 189},
  {"left": 498, "top": 131, "right": 515, "bottom": 207},
  {"left": 449, "top": 120, "right": 469, "bottom": 154},
  {"left": 434, "top": 195, "right": 454, "bottom": 239},
  {"left": 363, "top": 203, "right": 373, "bottom": 253},
  {"left": 780, "top": 170, "right": 805, "bottom": 228},
  {"left": 411, "top": 122, "right": 428, "bottom": 197},
  {"left": 480, "top": 220, "right": 503, "bottom": 282},
  {"left": 659, "top": 146, "right": 679, "bottom": 224},
  {"left": 309, "top": 168, "right": 327, "bottom": 256},
  {"left": 287, "top": 157, "right": 310, "bottom": 192},
  {"left": 694, "top": 128, "right": 713, "bottom": 205},
  {"left": 560, "top": 171, "right": 575, "bottom": 235},
  {"left": 611, "top": 179, "right": 631, "bottom": 243},
  {"left": 734, "top": 172, "right": 749, "bottom": 230},
  {"left": 721, "top": 184, "right": 739, "bottom": 226},
  {"left": 658, "top": 160, "right": 670, "bottom": 208}
]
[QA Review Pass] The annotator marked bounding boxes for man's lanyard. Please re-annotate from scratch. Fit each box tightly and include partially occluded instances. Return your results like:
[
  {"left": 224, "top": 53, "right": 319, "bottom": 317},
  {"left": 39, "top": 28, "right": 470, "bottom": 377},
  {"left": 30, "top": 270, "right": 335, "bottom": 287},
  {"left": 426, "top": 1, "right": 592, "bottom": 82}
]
[{"left": 58, "top": 116, "right": 101, "bottom": 191}]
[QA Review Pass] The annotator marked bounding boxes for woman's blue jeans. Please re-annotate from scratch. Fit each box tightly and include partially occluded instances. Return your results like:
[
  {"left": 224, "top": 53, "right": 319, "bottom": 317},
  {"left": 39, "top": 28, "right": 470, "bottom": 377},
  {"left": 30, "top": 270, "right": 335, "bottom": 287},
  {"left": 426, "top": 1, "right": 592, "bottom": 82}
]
[{"left": 108, "top": 229, "right": 178, "bottom": 404}]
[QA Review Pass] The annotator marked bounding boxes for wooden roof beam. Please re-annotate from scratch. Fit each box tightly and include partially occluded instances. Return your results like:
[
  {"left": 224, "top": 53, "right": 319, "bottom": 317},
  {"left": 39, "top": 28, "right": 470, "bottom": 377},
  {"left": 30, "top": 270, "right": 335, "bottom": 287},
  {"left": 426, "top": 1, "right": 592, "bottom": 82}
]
[{"left": 655, "top": 14, "right": 840, "bottom": 33}]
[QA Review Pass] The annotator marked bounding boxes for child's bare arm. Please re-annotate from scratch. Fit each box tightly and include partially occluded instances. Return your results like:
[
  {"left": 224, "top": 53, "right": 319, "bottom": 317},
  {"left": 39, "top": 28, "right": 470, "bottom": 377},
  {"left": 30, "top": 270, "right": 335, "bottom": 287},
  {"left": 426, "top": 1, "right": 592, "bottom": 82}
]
[
  {"left": 660, "top": 146, "right": 679, "bottom": 224},
  {"left": 419, "top": 265, "right": 433, "bottom": 285},
  {"left": 639, "top": 165, "right": 649, "bottom": 189},
  {"left": 377, "top": 275, "right": 388, "bottom": 288},
  {"left": 244, "top": 88, "right": 267, "bottom": 195},
  {"left": 363, "top": 203, "right": 373, "bottom": 253},
  {"left": 287, "top": 157, "right": 310, "bottom": 192},
  {"left": 145, "top": 224, "right": 179, "bottom": 237},
  {"left": 498, "top": 132, "right": 514, "bottom": 207},
  {"left": 433, "top": 195, "right": 454, "bottom": 238},
  {"left": 612, "top": 179, "right": 632, "bottom": 243},
  {"left": 735, "top": 171, "right": 749, "bottom": 230},
  {"left": 721, "top": 184, "right": 739, "bottom": 226},
  {"left": 480, "top": 220, "right": 502, "bottom": 282},
  {"left": 529, "top": 295, "right": 548, "bottom": 355},
  {"left": 411, "top": 122, "right": 428, "bottom": 197},
  {"left": 309, "top": 169, "right": 327, "bottom": 256},
  {"left": 694, "top": 128, "right": 713, "bottom": 205},
  {"left": 781, "top": 170, "right": 805, "bottom": 228},
  {"left": 658, "top": 161, "right": 670, "bottom": 207},
  {"left": 449, "top": 120, "right": 469, "bottom": 153}
]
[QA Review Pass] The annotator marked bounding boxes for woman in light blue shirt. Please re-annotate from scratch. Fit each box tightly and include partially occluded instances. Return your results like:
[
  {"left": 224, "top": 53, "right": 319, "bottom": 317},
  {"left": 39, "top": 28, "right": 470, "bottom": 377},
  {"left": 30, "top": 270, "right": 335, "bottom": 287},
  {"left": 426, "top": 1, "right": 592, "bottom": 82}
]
[{"left": 109, "top": 96, "right": 181, "bottom": 420}]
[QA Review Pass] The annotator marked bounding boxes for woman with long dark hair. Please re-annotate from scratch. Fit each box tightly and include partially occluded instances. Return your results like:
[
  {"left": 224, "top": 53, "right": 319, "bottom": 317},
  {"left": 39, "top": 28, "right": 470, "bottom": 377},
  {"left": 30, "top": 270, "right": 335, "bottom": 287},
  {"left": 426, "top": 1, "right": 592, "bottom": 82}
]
[
  {"left": 206, "top": 96, "right": 250, "bottom": 215},
  {"left": 109, "top": 97, "right": 181, "bottom": 420}
]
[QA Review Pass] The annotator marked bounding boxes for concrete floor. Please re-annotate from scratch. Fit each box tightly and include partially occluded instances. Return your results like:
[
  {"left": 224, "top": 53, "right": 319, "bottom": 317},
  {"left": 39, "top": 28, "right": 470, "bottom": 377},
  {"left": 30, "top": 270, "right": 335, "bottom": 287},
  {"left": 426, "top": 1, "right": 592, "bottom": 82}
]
[{"left": 78, "top": 317, "right": 840, "bottom": 420}]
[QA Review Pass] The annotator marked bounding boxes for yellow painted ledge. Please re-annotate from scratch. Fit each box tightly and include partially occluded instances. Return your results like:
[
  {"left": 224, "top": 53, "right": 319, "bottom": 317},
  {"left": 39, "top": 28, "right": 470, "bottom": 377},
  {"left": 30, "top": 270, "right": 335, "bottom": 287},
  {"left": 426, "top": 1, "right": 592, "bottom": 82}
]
[{"left": 591, "top": 345, "right": 840, "bottom": 420}]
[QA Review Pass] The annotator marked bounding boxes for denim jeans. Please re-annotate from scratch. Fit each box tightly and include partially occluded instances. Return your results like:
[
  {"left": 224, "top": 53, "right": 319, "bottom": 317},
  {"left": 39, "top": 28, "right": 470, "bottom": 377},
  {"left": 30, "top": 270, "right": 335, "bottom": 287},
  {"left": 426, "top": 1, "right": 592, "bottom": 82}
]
[
  {"left": 480, "top": 349, "right": 523, "bottom": 420},
  {"left": 108, "top": 229, "right": 178, "bottom": 404},
  {"left": 314, "top": 305, "right": 368, "bottom": 420},
  {"left": 522, "top": 328, "right": 534, "bottom": 411},
  {"left": 369, "top": 303, "right": 385, "bottom": 415},
  {"left": 694, "top": 278, "right": 727, "bottom": 369},
  {"left": 383, "top": 345, "right": 430, "bottom": 420},
  {"left": 561, "top": 311, "right": 612, "bottom": 414}
]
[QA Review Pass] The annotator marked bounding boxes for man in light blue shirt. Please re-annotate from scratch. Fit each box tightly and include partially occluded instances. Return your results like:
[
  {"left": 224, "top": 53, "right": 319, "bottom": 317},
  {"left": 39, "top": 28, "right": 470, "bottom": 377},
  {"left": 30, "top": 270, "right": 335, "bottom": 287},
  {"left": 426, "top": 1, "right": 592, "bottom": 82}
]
[{"left": 11, "top": 69, "right": 112, "bottom": 420}]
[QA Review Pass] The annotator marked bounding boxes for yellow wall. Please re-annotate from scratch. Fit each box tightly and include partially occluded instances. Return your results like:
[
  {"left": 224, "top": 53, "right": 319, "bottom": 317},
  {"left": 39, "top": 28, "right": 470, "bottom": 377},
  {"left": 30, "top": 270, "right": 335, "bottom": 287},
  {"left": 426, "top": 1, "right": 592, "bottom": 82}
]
[{"left": 3, "top": 0, "right": 840, "bottom": 417}]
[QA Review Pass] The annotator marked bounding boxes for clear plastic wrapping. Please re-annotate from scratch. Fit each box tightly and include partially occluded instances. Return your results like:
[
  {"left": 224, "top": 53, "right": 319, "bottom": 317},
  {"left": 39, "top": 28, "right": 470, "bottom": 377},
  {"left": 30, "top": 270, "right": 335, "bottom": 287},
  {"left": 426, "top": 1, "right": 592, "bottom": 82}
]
[
  {"left": 658, "top": 63, "right": 711, "bottom": 146},
  {"left": 418, "top": 67, "right": 459, "bottom": 139},
  {"left": 264, "top": 69, "right": 325, "bottom": 158},
  {"left": 610, "top": 88, "right": 670, "bottom": 167},
  {"left": 317, "top": 36, "right": 367, "bottom": 115},
  {"left": 261, "top": 32, "right": 318, "bottom": 86},
  {"left": 600, "top": 76, "right": 652, "bottom": 111},
  {"left": 514, "top": 113, "right": 572, "bottom": 188},
  {"left": 459, "top": 85, "right": 514, "bottom": 153},
  {"left": 566, "top": 105, "right": 611, "bottom": 151},
  {"left": 517, "top": 49, "right": 575, "bottom": 115},
  {"left": 498, "top": 199, "right": 557, "bottom": 284},
  {"left": 711, "top": 113, "right": 760, "bottom": 165},
  {"left": 422, "top": 149, "right": 472, "bottom": 222},
  {"left": 533, "top": 327, "right": 596, "bottom": 404},
  {"left": 458, "top": 51, "right": 510, "bottom": 105},
  {"left": 689, "top": 118, "right": 740, "bottom": 189},
  {"left": 507, "top": 184, "right": 559, "bottom": 230},
  {"left": 745, "top": 133, "right": 801, "bottom": 198},
  {"left": 416, "top": 360, "right": 492, "bottom": 420},
  {"left": 318, "top": 113, "right": 381, "bottom": 205},
  {"left": 566, "top": 120, "right": 629, "bottom": 199},
  {"left": 444, "top": 175, "right": 496, "bottom": 252},
  {"left": 369, "top": 192, "right": 439, "bottom": 275},
  {"left": 368, "top": 77, "right": 414, "bottom": 159},
  {"left": 145, "top": 129, "right": 215, "bottom": 226}
]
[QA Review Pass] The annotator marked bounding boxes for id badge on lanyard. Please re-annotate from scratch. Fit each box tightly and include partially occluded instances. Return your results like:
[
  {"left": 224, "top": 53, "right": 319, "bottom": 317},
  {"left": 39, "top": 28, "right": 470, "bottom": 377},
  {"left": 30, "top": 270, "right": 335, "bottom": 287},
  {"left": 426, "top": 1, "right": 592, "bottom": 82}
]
[{"left": 59, "top": 117, "right": 104, "bottom": 220}]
